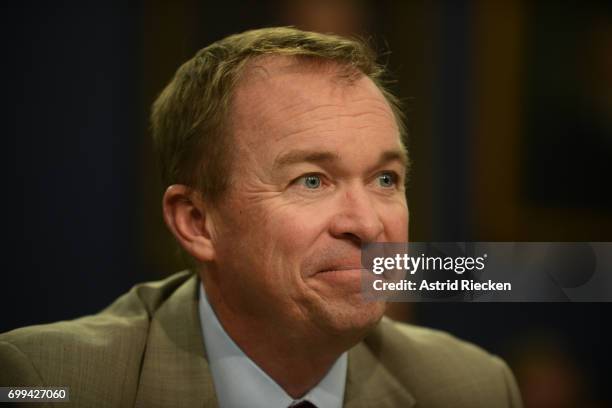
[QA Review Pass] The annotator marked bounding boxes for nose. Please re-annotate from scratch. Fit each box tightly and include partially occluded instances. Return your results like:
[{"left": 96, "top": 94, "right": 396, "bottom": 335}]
[{"left": 329, "top": 185, "right": 385, "bottom": 244}]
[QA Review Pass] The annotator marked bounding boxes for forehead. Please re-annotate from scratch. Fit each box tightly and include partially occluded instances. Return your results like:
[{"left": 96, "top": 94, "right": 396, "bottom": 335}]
[{"left": 230, "top": 56, "right": 401, "bottom": 155}]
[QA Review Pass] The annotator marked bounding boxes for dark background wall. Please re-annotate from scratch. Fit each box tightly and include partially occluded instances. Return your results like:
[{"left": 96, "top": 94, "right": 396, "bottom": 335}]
[
  {"left": 2, "top": 1, "right": 611, "bottom": 406},
  {"left": 2, "top": 1, "right": 146, "bottom": 328}
]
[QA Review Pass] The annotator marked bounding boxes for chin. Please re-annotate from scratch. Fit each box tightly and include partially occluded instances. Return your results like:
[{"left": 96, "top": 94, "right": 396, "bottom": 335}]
[{"left": 321, "top": 300, "right": 386, "bottom": 339}]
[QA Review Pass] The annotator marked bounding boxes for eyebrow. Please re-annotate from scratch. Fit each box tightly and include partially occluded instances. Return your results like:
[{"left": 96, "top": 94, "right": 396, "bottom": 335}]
[
  {"left": 273, "top": 148, "right": 409, "bottom": 171},
  {"left": 274, "top": 150, "right": 339, "bottom": 169}
]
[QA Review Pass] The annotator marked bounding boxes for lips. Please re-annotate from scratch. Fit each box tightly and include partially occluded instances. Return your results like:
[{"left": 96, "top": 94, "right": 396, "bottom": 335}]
[
  {"left": 316, "top": 260, "right": 366, "bottom": 276},
  {"left": 319, "top": 265, "right": 364, "bottom": 273},
  {"left": 306, "top": 253, "right": 364, "bottom": 278},
  {"left": 311, "top": 264, "right": 367, "bottom": 292}
]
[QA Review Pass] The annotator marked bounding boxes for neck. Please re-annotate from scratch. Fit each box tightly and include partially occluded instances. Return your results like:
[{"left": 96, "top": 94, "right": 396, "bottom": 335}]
[{"left": 202, "top": 275, "right": 356, "bottom": 398}]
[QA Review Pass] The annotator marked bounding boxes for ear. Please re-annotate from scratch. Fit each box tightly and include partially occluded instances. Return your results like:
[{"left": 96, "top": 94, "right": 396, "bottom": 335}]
[{"left": 162, "top": 185, "right": 216, "bottom": 262}]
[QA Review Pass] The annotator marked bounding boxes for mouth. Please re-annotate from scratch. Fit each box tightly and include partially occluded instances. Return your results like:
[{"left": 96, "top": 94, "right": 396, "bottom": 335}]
[
  {"left": 318, "top": 264, "right": 365, "bottom": 273},
  {"left": 313, "top": 265, "right": 366, "bottom": 283},
  {"left": 308, "top": 267, "right": 365, "bottom": 294}
]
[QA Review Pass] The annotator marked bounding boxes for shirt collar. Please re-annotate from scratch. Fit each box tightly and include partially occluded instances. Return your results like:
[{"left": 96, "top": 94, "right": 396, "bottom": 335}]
[{"left": 198, "top": 282, "right": 347, "bottom": 408}]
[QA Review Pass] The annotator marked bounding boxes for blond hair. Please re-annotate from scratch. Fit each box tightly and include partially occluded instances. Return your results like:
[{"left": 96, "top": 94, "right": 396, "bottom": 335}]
[{"left": 151, "top": 26, "right": 405, "bottom": 201}]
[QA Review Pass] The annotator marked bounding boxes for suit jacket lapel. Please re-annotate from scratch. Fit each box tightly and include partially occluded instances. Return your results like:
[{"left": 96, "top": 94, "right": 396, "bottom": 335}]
[
  {"left": 344, "top": 326, "right": 416, "bottom": 408},
  {"left": 133, "top": 274, "right": 413, "bottom": 408},
  {"left": 134, "top": 274, "right": 218, "bottom": 408}
]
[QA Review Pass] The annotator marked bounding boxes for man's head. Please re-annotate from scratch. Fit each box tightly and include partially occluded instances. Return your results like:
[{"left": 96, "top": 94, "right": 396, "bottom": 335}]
[{"left": 155, "top": 27, "right": 409, "bottom": 348}]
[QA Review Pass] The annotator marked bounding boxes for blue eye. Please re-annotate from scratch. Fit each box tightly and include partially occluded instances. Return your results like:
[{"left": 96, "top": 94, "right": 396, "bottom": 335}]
[
  {"left": 378, "top": 172, "right": 396, "bottom": 188},
  {"left": 301, "top": 175, "right": 322, "bottom": 189}
]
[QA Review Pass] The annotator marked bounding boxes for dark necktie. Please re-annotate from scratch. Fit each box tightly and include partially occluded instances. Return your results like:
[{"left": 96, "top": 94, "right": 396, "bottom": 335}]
[{"left": 289, "top": 400, "right": 317, "bottom": 408}]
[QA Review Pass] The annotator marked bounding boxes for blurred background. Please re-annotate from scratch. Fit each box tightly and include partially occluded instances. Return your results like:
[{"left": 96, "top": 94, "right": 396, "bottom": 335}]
[{"left": 2, "top": 1, "right": 611, "bottom": 406}]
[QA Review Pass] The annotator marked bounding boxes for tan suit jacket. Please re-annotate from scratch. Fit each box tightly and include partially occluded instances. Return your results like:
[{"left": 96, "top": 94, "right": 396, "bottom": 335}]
[{"left": 1, "top": 271, "right": 522, "bottom": 407}]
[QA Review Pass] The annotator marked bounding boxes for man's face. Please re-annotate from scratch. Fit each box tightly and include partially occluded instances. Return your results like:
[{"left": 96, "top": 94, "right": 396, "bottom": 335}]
[{"left": 207, "top": 58, "right": 409, "bottom": 340}]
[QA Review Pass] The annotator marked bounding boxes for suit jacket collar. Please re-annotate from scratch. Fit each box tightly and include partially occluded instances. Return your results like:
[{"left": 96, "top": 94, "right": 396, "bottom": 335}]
[
  {"left": 135, "top": 273, "right": 415, "bottom": 407},
  {"left": 134, "top": 273, "right": 218, "bottom": 408},
  {"left": 345, "top": 335, "right": 416, "bottom": 408}
]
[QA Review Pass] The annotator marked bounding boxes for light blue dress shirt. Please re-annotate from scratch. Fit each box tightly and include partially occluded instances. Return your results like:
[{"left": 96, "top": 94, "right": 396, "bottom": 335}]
[{"left": 198, "top": 283, "right": 347, "bottom": 408}]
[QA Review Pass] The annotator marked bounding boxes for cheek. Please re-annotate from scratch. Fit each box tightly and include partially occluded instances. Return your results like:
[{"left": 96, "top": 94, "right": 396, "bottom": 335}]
[
  {"left": 223, "top": 202, "right": 330, "bottom": 273},
  {"left": 281, "top": 209, "right": 328, "bottom": 236},
  {"left": 264, "top": 205, "right": 330, "bottom": 257}
]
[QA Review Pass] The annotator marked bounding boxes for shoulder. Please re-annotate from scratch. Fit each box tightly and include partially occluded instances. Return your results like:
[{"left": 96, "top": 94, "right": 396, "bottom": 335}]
[
  {"left": 359, "top": 317, "right": 522, "bottom": 407},
  {"left": 0, "top": 271, "right": 195, "bottom": 405},
  {"left": 377, "top": 317, "right": 501, "bottom": 367}
]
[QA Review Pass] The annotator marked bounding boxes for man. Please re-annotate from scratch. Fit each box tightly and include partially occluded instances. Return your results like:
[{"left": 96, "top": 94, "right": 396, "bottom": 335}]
[{"left": 1, "top": 27, "right": 522, "bottom": 407}]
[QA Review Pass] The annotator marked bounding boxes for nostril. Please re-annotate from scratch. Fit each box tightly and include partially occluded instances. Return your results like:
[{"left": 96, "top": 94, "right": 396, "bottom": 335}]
[
  {"left": 330, "top": 212, "right": 384, "bottom": 244},
  {"left": 340, "top": 232, "right": 362, "bottom": 246}
]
